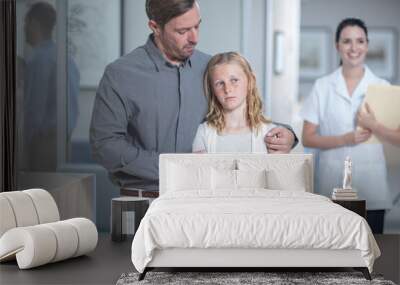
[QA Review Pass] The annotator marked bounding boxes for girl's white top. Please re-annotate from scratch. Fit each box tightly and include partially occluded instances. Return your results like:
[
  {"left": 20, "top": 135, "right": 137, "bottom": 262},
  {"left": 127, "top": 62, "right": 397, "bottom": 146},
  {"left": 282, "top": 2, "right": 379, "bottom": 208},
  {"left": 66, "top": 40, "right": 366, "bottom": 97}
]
[{"left": 192, "top": 121, "right": 276, "bottom": 153}]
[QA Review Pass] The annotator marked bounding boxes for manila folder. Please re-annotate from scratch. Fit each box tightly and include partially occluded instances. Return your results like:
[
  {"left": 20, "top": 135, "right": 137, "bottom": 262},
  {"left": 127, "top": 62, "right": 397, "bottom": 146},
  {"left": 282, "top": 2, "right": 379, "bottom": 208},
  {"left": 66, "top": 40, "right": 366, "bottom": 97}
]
[{"left": 361, "top": 85, "right": 400, "bottom": 144}]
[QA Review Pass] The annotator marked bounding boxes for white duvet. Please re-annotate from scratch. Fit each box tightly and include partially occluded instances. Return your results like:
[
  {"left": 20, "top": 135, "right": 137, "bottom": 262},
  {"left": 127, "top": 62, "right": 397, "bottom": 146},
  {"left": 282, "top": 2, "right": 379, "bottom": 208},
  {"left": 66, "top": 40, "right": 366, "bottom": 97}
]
[{"left": 131, "top": 190, "right": 380, "bottom": 273}]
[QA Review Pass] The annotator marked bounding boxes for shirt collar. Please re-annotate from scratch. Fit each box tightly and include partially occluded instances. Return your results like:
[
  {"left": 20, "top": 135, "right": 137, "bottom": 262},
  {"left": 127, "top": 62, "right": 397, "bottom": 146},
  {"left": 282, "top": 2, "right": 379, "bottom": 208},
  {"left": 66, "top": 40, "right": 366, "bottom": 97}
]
[
  {"left": 355, "top": 65, "right": 374, "bottom": 98},
  {"left": 333, "top": 65, "right": 373, "bottom": 101},
  {"left": 144, "top": 34, "right": 193, "bottom": 71},
  {"left": 334, "top": 67, "right": 349, "bottom": 99}
]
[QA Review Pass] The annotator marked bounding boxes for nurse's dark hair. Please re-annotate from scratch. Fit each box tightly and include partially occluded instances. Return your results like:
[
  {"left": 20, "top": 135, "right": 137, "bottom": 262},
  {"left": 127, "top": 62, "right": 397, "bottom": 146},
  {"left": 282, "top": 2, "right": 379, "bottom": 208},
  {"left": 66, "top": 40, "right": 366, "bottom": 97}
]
[
  {"left": 335, "top": 18, "right": 369, "bottom": 43},
  {"left": 145, "top": 0, "right": 196, "bottom": 28}
]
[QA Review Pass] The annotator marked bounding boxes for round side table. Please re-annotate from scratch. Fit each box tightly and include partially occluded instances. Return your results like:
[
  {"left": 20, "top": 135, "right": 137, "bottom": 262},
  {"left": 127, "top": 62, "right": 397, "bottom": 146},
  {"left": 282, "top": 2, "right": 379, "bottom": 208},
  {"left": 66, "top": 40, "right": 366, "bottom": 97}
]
[{"left": 111, "top": 197, "right": 150, "bottom": 242}]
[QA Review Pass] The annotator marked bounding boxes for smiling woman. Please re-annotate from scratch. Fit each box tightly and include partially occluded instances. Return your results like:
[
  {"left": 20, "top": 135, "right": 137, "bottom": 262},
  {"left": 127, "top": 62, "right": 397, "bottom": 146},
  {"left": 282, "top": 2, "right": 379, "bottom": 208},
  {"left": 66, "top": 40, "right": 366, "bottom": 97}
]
[
  {"left": 335, "top": 19, "right": 369, "bottom": 75},
  {"left": 300, "top": 18, "right": 392, "bottom": 234}
]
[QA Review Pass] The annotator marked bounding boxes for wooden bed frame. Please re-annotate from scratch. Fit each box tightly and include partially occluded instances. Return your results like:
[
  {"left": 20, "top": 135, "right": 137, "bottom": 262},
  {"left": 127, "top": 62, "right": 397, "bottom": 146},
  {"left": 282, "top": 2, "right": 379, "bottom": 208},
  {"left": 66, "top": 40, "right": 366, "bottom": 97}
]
[{"left": 137, "top": 154, "right": 373, "bottom": 281}]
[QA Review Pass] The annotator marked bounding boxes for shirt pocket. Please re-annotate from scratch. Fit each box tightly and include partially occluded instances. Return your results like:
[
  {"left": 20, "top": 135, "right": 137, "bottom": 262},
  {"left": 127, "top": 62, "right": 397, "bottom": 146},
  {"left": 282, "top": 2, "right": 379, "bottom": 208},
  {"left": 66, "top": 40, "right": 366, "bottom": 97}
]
[{"left": 320, "top": 96, "right": 353, "bottom": 136}]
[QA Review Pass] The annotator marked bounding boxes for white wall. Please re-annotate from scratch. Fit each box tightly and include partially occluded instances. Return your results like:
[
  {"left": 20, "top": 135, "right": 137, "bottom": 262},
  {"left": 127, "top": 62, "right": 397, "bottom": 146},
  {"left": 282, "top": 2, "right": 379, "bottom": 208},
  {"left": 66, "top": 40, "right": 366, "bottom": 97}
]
[
  {"left": 270, "top": 0, "right": 301, "bottom": 123},
  {"left": 269, "top": 0, "right": 302, "bottom": 152},
  {"left": 122, "top": 0, "right": 148, "bottom": 53},
  {"left": 196, "top": 0, "right": 242, "bottom": 55}
]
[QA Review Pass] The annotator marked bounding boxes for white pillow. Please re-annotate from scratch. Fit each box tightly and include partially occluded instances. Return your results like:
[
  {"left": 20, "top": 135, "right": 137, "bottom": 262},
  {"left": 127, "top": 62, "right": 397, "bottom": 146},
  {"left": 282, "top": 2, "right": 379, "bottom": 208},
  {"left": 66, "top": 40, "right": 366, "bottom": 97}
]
[
  {"left": 236, "top": 169, "right": 267, "bottom": 189},
  {"left": 211, "top": 168, "right": 268, "bottom": 190},
  {"left": 167, "top": 162, "right": 212, "bottom": 191},
  {"left": 212, "top": 168, "right": 237, "bottom": 190},
  {"left": 266, "top": 162, "right": 307, "bottom": 191},
  {"left": 238, "top": 159, "right": 309, "bottom": 192}
]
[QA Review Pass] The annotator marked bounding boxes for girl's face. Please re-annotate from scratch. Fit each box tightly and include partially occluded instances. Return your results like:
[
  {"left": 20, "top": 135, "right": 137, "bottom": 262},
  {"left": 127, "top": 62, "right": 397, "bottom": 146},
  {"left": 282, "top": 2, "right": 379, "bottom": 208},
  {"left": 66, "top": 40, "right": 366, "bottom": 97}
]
[
  {"left": 210, "top": 63, "right": 248, "bottom": 112},
  {"left": 336, "top": 25, "right": 368, "bottom": 69}
]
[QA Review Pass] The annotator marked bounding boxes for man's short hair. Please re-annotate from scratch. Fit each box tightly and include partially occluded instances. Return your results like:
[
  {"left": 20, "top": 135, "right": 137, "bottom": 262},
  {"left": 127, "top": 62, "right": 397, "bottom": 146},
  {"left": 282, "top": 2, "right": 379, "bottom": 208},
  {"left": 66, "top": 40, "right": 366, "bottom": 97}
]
[
  {"left": 26, "top": 2, "right": 56, "bottom": 34},
  {"left": 146, "top": 0, "right": 195, "bottom": 28}
]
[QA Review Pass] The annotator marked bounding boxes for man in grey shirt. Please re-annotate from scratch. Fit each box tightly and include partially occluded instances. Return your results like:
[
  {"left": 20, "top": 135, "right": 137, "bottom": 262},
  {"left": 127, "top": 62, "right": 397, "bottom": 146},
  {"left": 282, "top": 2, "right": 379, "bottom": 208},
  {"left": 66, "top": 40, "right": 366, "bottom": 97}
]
[{"left": 90, "top": 0, "right": 297, "bottom": 193}]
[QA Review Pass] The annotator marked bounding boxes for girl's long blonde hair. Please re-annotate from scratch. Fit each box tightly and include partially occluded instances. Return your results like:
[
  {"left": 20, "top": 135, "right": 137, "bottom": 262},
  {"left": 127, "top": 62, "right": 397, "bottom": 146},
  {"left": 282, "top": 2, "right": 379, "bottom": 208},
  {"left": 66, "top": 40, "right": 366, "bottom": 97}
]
[{"left": 203, "top": 52, "right": 270, "bottom": 134}]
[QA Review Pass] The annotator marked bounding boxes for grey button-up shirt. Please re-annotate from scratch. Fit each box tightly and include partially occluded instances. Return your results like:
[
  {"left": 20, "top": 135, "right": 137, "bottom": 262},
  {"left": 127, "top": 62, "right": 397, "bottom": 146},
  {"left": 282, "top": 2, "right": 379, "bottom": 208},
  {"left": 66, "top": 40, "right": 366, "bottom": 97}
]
[{"left": 90, "top": 35, "right": 211, "bottom": 190}]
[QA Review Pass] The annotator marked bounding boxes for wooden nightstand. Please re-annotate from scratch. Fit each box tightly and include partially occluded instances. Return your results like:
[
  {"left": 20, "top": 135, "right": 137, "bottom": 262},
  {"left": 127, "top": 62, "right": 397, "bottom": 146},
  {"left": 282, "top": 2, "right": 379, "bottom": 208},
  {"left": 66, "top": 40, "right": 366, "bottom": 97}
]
[{"left": 332, "top": 199, "right": 366, "bottom": 218}]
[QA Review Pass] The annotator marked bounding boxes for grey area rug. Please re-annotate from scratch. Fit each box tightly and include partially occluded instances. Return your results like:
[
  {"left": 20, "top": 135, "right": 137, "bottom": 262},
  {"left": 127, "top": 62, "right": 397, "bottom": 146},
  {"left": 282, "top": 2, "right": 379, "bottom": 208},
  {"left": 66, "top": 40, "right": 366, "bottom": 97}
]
[{"left": 116, "top": 271, "right": 396, "bottom": 285}]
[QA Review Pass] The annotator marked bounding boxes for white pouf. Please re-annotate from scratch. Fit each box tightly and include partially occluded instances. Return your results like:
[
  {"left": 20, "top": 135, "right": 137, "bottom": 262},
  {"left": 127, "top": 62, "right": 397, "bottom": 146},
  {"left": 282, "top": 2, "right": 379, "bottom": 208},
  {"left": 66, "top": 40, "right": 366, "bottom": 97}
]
[{"left": 0, "top": 189, "right": 98, "bottom": 269}]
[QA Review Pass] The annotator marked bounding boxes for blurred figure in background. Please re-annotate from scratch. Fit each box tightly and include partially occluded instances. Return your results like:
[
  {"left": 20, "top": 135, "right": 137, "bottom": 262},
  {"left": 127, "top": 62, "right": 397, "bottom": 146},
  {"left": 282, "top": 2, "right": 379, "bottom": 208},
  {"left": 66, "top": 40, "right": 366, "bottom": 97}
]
[{"left": 23, "top": 2, "right": 79, "bottom": 170}]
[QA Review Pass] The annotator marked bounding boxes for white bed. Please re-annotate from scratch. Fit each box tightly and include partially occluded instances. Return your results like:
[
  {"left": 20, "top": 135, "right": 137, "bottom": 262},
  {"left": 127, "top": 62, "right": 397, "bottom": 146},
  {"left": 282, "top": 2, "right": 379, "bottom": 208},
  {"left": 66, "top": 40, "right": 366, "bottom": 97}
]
[{"left": 131, "top": 154, "right": 379, "bottom": 280}]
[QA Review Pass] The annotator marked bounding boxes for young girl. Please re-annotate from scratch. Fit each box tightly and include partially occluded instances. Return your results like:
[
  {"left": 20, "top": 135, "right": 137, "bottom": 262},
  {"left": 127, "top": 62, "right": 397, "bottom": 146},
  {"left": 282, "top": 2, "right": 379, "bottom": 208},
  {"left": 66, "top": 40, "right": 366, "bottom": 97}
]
[{"left": 192, "top": 52, "right": 276, "bottom": 153}]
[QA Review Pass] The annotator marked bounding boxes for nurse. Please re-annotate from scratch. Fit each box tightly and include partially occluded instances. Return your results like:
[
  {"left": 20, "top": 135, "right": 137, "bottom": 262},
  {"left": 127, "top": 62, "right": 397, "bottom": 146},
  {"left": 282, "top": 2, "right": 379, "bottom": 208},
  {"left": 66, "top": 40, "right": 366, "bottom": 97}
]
[{"left": 300, "top": 18, "right": 392, "bottom": 233}]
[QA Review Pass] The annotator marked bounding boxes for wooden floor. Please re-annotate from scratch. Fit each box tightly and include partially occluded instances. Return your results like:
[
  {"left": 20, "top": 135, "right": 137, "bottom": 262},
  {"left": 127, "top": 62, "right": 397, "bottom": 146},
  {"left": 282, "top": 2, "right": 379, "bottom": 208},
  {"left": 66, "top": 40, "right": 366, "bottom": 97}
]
[
  {"left": 374, "top": 234, "right": 400, "bottom": 284},
  {"left": 0, "top": 233, "right": 133, "bottom": 285},
  {"left": 0, "top": 234, "right": 398, "bottom": 285}
]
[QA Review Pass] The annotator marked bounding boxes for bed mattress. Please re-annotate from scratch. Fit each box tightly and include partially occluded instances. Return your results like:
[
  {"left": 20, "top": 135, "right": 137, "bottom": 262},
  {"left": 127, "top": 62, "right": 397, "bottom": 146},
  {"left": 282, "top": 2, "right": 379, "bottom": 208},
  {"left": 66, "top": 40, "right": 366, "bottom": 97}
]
[{"left": 131, "top": 189, "right": 379, "bottom": 273}]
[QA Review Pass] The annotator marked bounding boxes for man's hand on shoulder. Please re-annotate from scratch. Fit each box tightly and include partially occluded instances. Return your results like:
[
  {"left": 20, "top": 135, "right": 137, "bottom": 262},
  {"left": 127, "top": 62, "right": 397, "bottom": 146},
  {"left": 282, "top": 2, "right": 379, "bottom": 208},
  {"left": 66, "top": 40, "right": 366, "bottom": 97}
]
[{"left": 264, "top": 127, "right": 295, "bottom": 154}]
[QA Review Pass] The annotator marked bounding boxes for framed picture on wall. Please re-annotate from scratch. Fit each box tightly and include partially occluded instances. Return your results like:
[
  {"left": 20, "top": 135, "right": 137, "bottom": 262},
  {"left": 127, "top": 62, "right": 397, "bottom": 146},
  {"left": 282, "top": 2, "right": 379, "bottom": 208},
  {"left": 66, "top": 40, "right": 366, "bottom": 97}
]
[
  {"left": 68, "top": 0, "right": 122, "bottom": 88},
  {"left": 299, "top": 28, "right": 331, "bottom": 80},
  {"left": 366, "top": 28, "right": 397, "bottom": 81}
]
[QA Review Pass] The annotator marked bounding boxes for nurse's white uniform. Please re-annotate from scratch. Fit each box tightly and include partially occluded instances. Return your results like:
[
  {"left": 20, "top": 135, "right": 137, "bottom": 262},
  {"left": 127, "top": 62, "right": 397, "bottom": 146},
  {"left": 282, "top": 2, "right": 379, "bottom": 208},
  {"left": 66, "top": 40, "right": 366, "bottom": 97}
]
[{"left": 300, "top": 66, "right": 392, "bottom": 210}]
